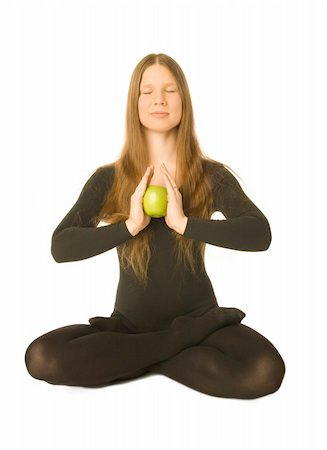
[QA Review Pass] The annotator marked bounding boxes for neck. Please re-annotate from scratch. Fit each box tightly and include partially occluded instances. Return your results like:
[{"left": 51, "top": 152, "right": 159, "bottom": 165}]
[{"left": 143, "top": 128, "right": 178, "bottom": 167}]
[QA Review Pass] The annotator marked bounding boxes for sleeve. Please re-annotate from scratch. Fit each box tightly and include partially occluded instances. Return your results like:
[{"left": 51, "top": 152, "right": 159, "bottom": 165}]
[
  {"left": 183, "top": 165, "right": 272, "bottom": 251},
  {"left": 51, "top": 166, "right": 134, "bottom": 263}
]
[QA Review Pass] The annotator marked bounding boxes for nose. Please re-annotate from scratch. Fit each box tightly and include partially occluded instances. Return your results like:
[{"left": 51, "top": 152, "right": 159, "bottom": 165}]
[{"left": 154, "top": 93, "right": 166, "bottom": 105}]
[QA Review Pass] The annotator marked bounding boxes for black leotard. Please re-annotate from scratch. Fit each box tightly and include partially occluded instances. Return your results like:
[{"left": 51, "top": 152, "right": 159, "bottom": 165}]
[{"left": 51, "top": 160, "right": 271, "bottom": 331}]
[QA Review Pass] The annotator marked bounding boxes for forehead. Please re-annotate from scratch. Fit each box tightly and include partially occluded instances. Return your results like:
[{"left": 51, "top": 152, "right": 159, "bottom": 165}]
[
  {"left": 140, "top": 65, "right": 177, "bottom": 87},
  {"left": 140, "top": 82, "right": 177, "bottom": 88}
]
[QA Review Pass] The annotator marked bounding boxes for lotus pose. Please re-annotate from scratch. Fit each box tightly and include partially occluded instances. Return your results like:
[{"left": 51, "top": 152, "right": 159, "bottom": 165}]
[{"left": 25, "top": 53, "right": 285, "bottom": 399}]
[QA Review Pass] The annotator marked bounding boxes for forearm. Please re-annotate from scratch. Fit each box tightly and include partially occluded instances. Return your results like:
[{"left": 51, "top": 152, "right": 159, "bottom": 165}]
[
  {"left": 51, "top": 221, "right": 134, "bottom": 262},
  {"left": 183, "top": 214, "right": 271, "bottom": 251}
]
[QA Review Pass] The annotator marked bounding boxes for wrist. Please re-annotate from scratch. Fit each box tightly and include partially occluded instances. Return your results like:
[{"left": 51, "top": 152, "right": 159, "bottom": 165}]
[
  {"left": 174, "top": 216, "right": 188, "bottom": 235},
  {"left": 125, "top": 219, "right": 139, "bottom": 236}
]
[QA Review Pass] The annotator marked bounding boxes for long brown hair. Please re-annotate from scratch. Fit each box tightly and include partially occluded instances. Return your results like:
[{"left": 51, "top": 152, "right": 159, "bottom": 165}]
[{"left": 96, "top": 53, "right": 239, "bottom": 286}]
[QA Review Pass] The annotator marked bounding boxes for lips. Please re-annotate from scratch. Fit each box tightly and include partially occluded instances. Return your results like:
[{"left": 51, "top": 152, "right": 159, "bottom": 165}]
[
  {"left": 150, "top": 111, "right": 169, "bottom": 115},
  {"left": 150, "top": 113, "right": 169, "bottom": 118}
]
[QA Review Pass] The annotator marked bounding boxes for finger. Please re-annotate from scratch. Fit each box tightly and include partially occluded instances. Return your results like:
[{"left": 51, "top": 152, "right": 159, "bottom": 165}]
[
  {"left": 137, "top": 169, "right": 149, "bottom": 187},
  {"left": 161, "top": 164, "right": 177, "bottom": 191},
  {"left": 164, "top": 173, "right": 179, "bottom": 200},
  {"left": 146, "top": 165, "right": 154, "bottom": 181},
  {"left": 163, "top": 165, "right": 180, "bottom": 195},
  {"left": 143, "top": 165, "right": 154, "bottom": 180},
  {"left": 162, "top": 164, "right": 176, "bottom": 186},
  {"left": 163, "top": 173, "right": 175, "bottom": 198},
  {"left": 161, "top": 169, "right": 173, "bottom": 192},
  {"left": 137, "top": 166, "right": 152, "bottom": 190}
]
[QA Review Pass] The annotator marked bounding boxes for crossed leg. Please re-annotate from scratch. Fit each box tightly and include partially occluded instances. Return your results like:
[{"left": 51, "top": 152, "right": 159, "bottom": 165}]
[
  {"left": 24, "top": 322, "right": 164, "bottom": 388},
  {"left": 24, "top": 308, "right": 285, "bottom": 398},
  {"left": 148, "top": 323, "right": 286, "bottom": 399},
  {"left": 24, "top": 306, "right": 246, "bottom": 388}
]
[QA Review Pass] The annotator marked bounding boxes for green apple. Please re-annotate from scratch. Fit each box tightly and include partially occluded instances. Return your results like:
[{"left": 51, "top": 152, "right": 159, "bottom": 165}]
[{"left": 142, "top": 185, "right": 167, "bottom": 218}]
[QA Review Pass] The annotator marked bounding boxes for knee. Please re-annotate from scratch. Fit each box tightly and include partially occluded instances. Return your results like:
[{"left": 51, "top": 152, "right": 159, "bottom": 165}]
[
  {"left": 245, "top": 352, "right": 286, "bottom": 399},
  {"left": 24, "top": 338, "right": 62, "bottom": 383}
]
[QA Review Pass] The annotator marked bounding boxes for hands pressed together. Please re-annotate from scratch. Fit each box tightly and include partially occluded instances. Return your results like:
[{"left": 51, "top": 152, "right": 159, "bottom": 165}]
[
  {"left": 125, "top": 163, "right": 188, "bottom": 236},
  {"left": 159, "top": 162, "right": 188, "bottom": 234}
]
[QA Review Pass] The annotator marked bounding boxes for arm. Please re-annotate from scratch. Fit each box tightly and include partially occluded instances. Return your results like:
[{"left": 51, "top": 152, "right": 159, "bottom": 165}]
[
  {"left": 51, "top": 166, "right": 134, "bottom": 263},
  {"left": 183, "top": 165, "right": 272, "bottom": 251}
]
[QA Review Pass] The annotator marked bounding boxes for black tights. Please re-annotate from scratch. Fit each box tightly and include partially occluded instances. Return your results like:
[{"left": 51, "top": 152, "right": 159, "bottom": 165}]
[{"left": 24, "top": 306, "right": 286, "bottom": 399}]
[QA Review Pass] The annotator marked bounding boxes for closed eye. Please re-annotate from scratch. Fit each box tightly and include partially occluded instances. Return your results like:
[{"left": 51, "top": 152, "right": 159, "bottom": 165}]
[{"left": 142, "top": 90, "right": 176, "bottom": 94}]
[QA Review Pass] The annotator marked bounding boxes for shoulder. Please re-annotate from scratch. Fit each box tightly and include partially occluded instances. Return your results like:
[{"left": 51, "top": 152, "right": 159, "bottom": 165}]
[
  {"left": 86, "top": 162, "right": 116, "bottom": 187},
  {"left": 202, "top": 158, "right": 237, "bottom": 187},
  {"left": 93, "top": 162, "right": 115, "bottom": 179},
  {"left": 79, "top": 162, "right": 116, "bottom": 199}
]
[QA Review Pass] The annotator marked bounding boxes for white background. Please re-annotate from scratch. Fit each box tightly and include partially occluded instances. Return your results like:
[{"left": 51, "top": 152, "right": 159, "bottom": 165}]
[{"left": 1, "top": 0, "right": 326, "bottom": 449}]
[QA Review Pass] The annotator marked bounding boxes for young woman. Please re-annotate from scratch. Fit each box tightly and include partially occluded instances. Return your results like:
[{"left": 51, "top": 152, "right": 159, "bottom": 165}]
[{"left": 24, "top": 53, "right": 285, "bottom": 399}]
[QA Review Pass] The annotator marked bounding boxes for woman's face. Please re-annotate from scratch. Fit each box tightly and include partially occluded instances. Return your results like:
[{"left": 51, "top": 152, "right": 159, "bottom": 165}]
[{"left": 138, "top": 64, "right": 182, "bottom": 133}]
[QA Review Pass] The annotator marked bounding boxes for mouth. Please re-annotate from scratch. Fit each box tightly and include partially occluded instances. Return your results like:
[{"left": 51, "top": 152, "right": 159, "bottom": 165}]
[{"left": 150, "top": 112, "right": 170, "bottom": 117}]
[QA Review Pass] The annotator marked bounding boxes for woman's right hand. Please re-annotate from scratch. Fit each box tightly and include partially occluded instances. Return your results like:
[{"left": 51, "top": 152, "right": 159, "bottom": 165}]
[{"left": 125, "top": 165, "right": 154, "bottom": 236}]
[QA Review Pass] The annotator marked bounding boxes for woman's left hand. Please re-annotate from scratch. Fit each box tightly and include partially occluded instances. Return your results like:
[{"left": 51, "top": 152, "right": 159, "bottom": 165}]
[{"left": 160, "top": 163, "right": 188, "bottom": 234}]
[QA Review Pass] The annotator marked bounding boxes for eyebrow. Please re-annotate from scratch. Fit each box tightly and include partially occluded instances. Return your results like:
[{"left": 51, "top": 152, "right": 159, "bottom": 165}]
[{"left": 140, "top": 82, "right": 177, "bottom": 88}]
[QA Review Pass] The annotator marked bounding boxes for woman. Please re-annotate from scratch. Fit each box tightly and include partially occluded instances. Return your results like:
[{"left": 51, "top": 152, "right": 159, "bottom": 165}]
[{"left": 24, "top": 53, "right": 285, "bottom": 399}]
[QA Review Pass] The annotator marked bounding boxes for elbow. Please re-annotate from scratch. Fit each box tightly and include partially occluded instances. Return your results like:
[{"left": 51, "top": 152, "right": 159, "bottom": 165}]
[
  {"left": 51, "top": 233, "right": 66, "bottom": 263},
  {"left": 257, "top": 217, "right": 272, "bottom": 251},
  {"left": 242, "top": 214, "right": 272, "bottom": 251},
  {"left": 260, "top": 234, "right": 271, "bottom": 251},
  {"left": 51, "top": 242, "right": 64, "bottom": 263},
  {"left": 51, "top": 250, "right": 63, "bottom": 263},
  {"left": 51, "top": 228, "right": 86, "bottom": 262}
]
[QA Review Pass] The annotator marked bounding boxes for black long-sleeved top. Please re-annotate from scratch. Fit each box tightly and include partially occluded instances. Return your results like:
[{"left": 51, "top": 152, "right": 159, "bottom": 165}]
[{"left": 51, "top": 160, "right": 271, "bottom": 331}]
